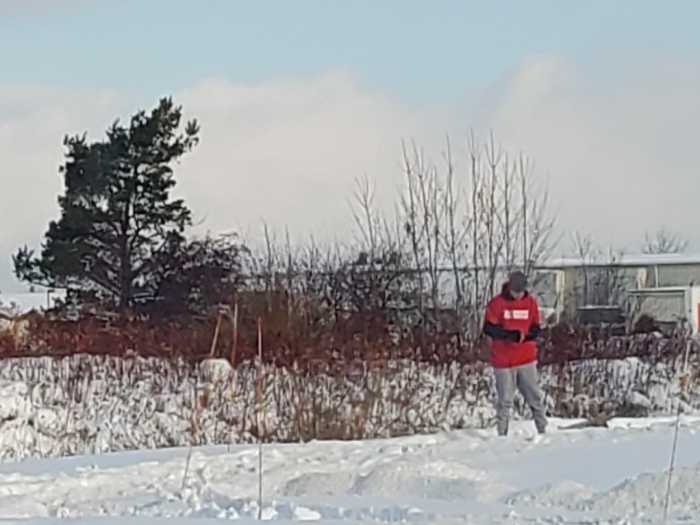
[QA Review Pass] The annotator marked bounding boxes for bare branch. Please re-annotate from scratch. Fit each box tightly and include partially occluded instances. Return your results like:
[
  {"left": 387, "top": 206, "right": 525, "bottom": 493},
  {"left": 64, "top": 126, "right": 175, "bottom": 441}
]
[{"left": 641, "top": 228, "right": 688, "bottom": 254}]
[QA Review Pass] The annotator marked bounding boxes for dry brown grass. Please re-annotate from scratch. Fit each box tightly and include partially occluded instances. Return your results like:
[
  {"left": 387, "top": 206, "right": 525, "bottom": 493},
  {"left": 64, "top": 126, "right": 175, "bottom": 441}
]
[
  {"left": 0, "top": 273, "right": 697, "bottom": 457},
  {"left": 0, "top": 347, "right": 695, "bottom": 461}
]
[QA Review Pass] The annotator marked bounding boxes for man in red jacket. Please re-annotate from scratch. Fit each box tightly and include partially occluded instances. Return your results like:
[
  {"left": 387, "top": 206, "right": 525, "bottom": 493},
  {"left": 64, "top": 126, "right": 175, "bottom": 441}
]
[{"left": 483, "top": 271, "right": 547, "bottom": 436}]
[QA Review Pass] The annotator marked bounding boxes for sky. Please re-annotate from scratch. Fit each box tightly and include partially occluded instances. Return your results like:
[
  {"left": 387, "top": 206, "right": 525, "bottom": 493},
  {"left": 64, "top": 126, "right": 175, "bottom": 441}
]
[{"left": 2, "top": 0, "right": 700, "bottom": 292}]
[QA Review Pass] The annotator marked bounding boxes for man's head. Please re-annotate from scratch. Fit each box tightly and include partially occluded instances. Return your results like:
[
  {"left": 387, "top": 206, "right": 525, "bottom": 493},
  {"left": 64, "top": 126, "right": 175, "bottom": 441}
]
[{"left": 508, "top": 271, "right": 528, "bottom": 299}]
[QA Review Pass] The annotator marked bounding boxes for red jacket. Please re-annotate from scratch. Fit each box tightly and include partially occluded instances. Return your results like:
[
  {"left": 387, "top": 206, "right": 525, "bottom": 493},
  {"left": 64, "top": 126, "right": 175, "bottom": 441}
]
[{"left": 483, "top": 283, "right": 541, "bottom": 368}]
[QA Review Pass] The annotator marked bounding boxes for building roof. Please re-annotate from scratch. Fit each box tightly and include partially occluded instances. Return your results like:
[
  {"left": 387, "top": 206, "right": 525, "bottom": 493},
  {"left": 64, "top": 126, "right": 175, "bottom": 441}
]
[
  {"left": 626, "top": 286, "right": 692, "bottom": 294},
  {"left": 0, "top": 290, "right": 66, "bottom": 315},
  {"left": 537, "top": 252, "right": 700, "bottom": 270}
]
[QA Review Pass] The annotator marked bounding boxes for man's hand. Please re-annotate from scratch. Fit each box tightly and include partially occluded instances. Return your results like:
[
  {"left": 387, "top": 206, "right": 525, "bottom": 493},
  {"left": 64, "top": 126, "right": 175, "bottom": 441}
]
[{"left": 519, "top": 331, "right": 526, "bottom": 343}]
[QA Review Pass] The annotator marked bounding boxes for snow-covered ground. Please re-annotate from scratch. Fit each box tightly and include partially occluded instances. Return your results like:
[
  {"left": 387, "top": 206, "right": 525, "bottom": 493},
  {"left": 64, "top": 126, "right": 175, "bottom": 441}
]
[{"left": 0, "top": 416, "right": 698, "bottom": 524}]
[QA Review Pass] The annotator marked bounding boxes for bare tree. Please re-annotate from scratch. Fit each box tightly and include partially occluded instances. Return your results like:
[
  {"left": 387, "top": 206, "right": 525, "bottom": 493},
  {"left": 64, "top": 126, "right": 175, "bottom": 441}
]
[
  {"left": 572, "top": 232, "right": 596, "bottom": 308},
  {"left": 391, "top": 132, "right": 556, "bottom": 339},
  {"left": 461, "top": 134, "right": 555, "bottom": 332},
  {"left": 397, "top": 140, "right": 448, "bottom": 344},
  {"left": 441, "top": 136, "right": 470, "bottom": 345},
  {"left": 251, "top": 131, "right": 558, "bottom": 346},
  {"left": 517, "top": 154, "right": 555, "bottom": 275},
  {"left": 642, "top": 228, "right": 688, "bottom": 255},
  {"left": 568, "top": 232, "right": 626, "bottom": 315}
]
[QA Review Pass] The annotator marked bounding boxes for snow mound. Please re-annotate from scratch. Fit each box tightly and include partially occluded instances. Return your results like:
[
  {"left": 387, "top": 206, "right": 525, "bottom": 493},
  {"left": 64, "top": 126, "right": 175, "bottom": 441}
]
[
  {"left": 514, "top": 460, "right": 700, "bottom": 520},
  {"left": 0, "top": 495, "right": 49, "bottom": 519},
  {"left": 0, "top": 380, "right": 31, "bottom": 421},
  {"left": 199, "top": 358, "right": 233, "bottom": 384},
  {"left": 281, "top": 471, "right": 355, "bottom": 497},
  {"left": 351, "top": 459, "right": 502, "bottom": 501},
  {"left": 583, "top": 461, "right": 700, "bottom": 517},
  {"left": 505, "top": 480, "right": 596, "bottom": 508}
]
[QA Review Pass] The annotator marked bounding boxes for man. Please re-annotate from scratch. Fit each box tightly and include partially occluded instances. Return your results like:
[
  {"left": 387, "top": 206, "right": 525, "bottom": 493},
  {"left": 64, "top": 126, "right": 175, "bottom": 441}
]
[{"left": 483, "top": 270, "right": 547, "bottom": 436}]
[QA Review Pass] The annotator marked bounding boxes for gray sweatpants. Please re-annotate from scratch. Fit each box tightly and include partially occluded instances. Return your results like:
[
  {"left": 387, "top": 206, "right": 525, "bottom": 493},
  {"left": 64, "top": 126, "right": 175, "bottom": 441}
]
[{"left": 493, "top": 362, "right": 547, "bottom": 435}]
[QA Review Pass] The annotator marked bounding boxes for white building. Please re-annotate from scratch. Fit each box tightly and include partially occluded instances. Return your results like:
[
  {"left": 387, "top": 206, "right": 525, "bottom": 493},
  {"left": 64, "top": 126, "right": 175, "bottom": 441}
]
[{"left": 531, "top": 253, "right": 700, "bottom": 331}]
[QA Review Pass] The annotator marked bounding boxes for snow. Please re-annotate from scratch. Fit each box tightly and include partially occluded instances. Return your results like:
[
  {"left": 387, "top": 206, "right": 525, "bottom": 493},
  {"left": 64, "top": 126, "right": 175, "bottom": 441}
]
[
  {"left": 0, "top": 417, "right": 697, "bottom": 523},
  {"left": 540, "top": 252, "right": 700, "bottom": 268}
]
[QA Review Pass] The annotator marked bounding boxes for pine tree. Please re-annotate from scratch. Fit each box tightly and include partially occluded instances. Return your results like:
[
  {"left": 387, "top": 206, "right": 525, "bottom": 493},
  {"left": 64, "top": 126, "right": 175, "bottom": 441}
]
[{"left": 14, "top": 97, "right": 200, "bottom": 311}]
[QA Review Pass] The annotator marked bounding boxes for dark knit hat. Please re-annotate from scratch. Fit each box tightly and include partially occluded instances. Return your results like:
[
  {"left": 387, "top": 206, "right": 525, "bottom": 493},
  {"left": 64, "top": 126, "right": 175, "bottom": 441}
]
[{"left": 508, "top": 271, "right": 528, "bottom": 292}]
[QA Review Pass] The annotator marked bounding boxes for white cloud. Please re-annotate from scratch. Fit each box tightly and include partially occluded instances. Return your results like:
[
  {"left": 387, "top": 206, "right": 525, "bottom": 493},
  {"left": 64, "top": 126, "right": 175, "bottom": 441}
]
[
  {"left": 173, "top": 70, "right": 445, "bottom": 243},
  {"left": 2, "top": 57, "right": 700, "bottom": 291},
  {"left": 477, "top": 54, "right": 700, "bottom": 253}
]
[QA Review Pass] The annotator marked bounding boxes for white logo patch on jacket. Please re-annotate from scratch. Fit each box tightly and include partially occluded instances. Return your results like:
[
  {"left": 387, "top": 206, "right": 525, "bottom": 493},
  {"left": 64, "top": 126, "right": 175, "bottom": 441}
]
[{"left": 504, "top": 309, "right": 529, "bottom": 320}]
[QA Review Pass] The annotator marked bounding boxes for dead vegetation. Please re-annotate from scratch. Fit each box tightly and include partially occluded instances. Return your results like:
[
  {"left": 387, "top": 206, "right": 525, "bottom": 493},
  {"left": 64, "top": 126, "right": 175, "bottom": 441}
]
[{"left": 0, "top": 343, "right": 694, "bottom": 461}]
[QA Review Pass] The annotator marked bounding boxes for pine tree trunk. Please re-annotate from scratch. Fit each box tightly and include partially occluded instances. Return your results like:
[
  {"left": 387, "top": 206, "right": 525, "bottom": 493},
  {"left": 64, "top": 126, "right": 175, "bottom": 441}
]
[{"left": 119, "top": 240, "right": 132, "bottom": 313}]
